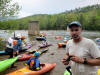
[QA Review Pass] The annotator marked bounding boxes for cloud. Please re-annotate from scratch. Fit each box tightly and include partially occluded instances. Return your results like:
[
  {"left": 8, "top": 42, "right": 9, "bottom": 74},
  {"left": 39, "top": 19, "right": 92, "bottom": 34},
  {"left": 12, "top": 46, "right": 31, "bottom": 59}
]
[
  {"left": 13, "top": 0, "right": 100, "bottom": 18},
  {"left": 18, "top": 11, "right": 33, "bottom": 18}
]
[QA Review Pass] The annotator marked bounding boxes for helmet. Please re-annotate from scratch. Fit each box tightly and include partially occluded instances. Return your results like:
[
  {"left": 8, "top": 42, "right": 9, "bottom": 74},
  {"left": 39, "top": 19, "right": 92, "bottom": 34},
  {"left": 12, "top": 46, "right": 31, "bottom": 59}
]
[
  {"left": 34, "top": 52, "right": 40, "bottom": 57},
  {"left": 21, "top": 35, "right": 25, "bottom": 40}
]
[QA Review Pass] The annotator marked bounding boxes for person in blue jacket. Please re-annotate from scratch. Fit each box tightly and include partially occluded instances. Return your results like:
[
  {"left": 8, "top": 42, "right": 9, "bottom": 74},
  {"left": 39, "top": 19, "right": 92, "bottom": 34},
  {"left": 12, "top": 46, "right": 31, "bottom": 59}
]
[
  {"left": 16, "top": 34, "right": 22, "bottom": 53},
  {"left": 25, "top": 52, "right": 40, "bottom": 71}
]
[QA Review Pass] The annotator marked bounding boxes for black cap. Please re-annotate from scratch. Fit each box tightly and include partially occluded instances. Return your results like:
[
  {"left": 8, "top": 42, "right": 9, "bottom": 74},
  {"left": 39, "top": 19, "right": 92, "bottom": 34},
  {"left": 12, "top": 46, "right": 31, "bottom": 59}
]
[{"left": 68, "top": 21, "right": 81, "bottom": 28}]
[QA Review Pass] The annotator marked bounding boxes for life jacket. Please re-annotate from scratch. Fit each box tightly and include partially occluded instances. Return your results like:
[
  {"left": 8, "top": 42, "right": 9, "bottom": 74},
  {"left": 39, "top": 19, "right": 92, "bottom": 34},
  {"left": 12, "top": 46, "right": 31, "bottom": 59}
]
[
  {"left": 29, "top": 58, "right": 40, "bottom": 71},
  {"left": 17, "top": 39, "right": 22, "bottom": 46},
  {"left": 13, "top": 40, "right": 17, "bottom": 46},
  {"left": 29, "top": 59, "right": 36, "bottom": 70}
]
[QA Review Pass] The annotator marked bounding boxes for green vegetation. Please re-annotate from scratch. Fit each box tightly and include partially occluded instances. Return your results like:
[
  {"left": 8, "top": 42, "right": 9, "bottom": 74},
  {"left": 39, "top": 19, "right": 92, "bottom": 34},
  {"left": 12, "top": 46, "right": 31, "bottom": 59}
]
[
  {"left": 0, "top": 4, "right": 100, "bottom": 30},
  {"left": 0, "top": 40, "right": 6, "bottom": 50},
  {"left": 0, "top": 0, "right": 20, "bottom": 17}
]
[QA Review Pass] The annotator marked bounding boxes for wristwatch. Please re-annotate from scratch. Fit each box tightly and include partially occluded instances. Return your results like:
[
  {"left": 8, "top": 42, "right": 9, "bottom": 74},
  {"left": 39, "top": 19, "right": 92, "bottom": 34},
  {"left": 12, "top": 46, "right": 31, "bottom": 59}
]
[{"left": 83, "top": 58, "right": 88, "bottom": 64}]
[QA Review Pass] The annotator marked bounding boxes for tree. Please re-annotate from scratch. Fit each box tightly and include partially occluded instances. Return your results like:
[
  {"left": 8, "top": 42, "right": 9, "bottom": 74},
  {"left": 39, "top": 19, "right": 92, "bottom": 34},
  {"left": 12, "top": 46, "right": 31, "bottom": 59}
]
[{"left": 0, "top": 0, "right": 20, "bottom": 17}]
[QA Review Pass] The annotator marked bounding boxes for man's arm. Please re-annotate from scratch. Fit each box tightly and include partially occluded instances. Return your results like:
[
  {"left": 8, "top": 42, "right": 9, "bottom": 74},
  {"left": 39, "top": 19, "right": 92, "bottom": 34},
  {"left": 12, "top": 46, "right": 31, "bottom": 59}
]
[
  {"left": 62, "top": 53, "right": 69, "bottom": 65},
  {"left": 70, "top": 55, "right": 100, "bottom": 66},
  {"left": 85, "top": 58, "right": 100, "bottom": 66}
]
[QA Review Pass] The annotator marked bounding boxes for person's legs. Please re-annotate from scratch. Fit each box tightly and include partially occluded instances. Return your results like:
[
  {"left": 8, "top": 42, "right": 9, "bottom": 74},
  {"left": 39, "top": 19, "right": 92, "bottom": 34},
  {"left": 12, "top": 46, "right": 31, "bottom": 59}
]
[
  {"left": 10, "top": 49, "right": 15, "bottom": 68},
  {"left": 11, "top": 47, "right": 17, "bottom": 68}
]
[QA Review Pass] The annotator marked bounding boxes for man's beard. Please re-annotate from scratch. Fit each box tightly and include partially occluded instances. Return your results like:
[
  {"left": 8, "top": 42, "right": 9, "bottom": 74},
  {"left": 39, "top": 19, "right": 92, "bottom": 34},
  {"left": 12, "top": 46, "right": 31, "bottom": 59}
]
[{"left": 72, "top": 35, "right": 80, "bottom": 40}]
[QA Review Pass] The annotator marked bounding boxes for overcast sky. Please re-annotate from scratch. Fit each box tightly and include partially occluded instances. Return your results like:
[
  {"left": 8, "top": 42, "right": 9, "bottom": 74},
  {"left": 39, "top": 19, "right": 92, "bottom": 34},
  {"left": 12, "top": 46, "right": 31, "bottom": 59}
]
[{"left": 13, "top": 0, "right": 100, "bottom": 18}]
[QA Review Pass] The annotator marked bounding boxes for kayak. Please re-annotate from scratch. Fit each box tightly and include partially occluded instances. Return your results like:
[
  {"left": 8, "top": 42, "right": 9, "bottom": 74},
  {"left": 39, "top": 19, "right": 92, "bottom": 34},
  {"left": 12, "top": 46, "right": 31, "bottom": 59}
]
[
  {"left": 58, "top": 43, "right": 66, "bottom": 48},
  {"left": 97, "top": 69, "right": 100, "bottom": 75},
  {"left": 0, "top": 49, "right": 26, "bottom": 55},
  {"left": 22, "top": 44, "right": 33, "bottom": 49},
  {"left": 0, "top": 44, "right": 33, "bottom": 55},
  {"left": 0, "top": 57, "right": 18, "bottom": 72},
  {"left": 20, "top": 44, "right": 33, "bottom": 52},
  {"left": 36, "top": 37, "right": 46, "bottom": 41},
  {"left": 55, "top": 36, "right": 64, "bottom": 39},
  {"left": 18, "top": 54, "right": 33, "bottom": 61},
  {"left": 64, "top": 70, "right": 70, "bottom": 75},
  {"left": 0, "top": 44, "right": 32, "bottom": 55},
  {"left": 0, "top": 50, "right": 7, "bottom": 55},
  {"left": 64, "top": 66, "right": 71, "bottom": 75},
  {"left": 18, "top": 49, "right": 48, "bottom": 61},
  {"left": 39, "top": 44, "right": 52, "bottom": 49},
  {"left": 7, "top": 63, "right": 56, "bottom": 75},
  {"left": 27, "top": 49, "right": 48, "bottom": 54}
]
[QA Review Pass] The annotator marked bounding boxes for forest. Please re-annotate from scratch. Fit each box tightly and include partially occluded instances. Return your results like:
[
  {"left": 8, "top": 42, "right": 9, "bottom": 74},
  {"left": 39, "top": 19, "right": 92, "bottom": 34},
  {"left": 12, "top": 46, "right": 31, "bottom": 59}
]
[{"left": 0, "top": 4, "right": 100, "bottom": 30}]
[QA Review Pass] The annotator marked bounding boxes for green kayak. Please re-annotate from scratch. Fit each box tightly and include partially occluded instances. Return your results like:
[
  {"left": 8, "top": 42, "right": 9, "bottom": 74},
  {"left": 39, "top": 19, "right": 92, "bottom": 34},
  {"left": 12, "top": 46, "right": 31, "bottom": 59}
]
[
  {"left": 64, "top": 70, "right": 70, "bottom": 75},
  {"left": 0, "top": 57, "right": 18, "bottom": 72}
]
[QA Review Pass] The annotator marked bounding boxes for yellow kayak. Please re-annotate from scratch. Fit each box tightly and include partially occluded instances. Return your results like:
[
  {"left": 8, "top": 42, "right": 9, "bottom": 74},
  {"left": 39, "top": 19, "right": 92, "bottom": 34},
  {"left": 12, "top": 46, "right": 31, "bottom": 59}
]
[{"left": 7, "top": 63, "right": 56, "bottom": 75}]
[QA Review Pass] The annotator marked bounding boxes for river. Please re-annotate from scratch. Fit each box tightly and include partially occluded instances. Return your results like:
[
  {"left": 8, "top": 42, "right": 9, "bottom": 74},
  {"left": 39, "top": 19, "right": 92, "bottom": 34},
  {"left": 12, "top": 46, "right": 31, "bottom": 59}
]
[{"left": 0, "top": 30, "right": 100, "bottom": 75}]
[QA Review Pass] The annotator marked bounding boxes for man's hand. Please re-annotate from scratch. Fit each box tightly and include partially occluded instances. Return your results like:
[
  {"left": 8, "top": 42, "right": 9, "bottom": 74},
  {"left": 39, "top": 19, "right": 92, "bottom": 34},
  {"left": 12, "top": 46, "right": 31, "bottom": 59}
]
[
  {"left": 70, "top": 55, "right": 84, "bottom": 63},
  {"left": 61, "top": 58, "right": 69, "bottom": 65}
]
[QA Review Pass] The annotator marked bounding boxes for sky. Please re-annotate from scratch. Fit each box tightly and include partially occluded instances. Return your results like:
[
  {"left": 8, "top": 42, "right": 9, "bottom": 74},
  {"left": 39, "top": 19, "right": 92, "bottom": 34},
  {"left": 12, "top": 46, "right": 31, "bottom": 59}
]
[{"left": 13, "top": 0, "right": 100, "bottom": 18}]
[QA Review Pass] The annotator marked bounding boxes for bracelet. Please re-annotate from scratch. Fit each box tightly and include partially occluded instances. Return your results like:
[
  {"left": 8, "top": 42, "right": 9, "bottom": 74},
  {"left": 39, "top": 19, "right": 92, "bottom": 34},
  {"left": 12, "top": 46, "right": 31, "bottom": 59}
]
[{"left": 83, "top": 58, "right": 88, "bottom": 64}]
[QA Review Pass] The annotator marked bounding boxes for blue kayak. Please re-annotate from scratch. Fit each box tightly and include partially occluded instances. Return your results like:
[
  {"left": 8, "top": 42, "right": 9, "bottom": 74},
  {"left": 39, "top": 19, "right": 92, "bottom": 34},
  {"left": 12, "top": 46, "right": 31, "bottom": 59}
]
[
  {"left": 0, "top": 51, "right": 6, "bottom": 55},
  {"left": 0, "top": 44, "right": 32, "bottom": 55},
  {"left": 0, "top": 49, "right": 27, "bottom": 55},
  {"left": 36, "top": 37, "right": 46, "bottom": 41}
]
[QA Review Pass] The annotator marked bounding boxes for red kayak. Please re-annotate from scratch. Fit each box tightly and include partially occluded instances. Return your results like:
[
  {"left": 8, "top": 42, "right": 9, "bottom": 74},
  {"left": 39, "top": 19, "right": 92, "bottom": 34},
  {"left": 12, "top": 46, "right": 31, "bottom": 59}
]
[
  {"left": 18, "top": 49, "right": 48, "bottom": 61},
  {"left": 18, "top": 54, "right": 33, "bottom": 61},
  {"left": 7, "top": 63, "right": 56, "bottom": 75}
]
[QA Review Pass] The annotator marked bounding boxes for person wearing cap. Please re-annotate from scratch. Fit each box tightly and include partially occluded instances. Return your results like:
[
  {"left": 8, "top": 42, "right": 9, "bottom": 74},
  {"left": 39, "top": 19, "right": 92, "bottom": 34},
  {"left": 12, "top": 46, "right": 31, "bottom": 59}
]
[
  {"left": 25, "top": 52, "right": 40, "bottom": 71},
  {"left": 62, "top": 21, "right": 100, "bottom": 75}
]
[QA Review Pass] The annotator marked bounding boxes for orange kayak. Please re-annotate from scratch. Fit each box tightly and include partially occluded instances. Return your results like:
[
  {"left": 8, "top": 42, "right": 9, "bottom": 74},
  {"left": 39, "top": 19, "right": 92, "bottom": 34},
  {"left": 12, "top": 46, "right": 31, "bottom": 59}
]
[
  {"left": 58, "top": 43, "right": 66, "bottom": 48},
  {"left": 7, "top": 63, "right": 56, "bottom": 75},
  {"left": 55, "top": 36, "right": 64, "bottom": 39}
]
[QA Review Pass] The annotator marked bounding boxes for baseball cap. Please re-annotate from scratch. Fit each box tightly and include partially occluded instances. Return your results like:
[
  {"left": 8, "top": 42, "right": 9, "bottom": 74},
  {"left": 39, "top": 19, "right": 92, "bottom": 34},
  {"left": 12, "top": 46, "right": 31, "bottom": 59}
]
[{"left": 68, "top": 21, "right": 81, "bottom": 28}]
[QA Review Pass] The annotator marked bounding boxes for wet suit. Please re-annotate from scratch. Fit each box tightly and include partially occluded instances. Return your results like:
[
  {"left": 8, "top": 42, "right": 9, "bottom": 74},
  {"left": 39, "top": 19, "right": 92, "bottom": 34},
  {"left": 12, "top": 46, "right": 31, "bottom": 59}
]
[{"left": 26, "top": 57, "right": 40, "bottom": 71}]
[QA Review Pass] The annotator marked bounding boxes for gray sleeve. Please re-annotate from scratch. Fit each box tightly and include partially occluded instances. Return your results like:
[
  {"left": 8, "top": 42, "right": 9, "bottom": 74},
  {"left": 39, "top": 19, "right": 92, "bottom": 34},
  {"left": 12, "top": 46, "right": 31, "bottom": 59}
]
[{"left": 89, "top": 41, "right": 100, "bottom": 58}]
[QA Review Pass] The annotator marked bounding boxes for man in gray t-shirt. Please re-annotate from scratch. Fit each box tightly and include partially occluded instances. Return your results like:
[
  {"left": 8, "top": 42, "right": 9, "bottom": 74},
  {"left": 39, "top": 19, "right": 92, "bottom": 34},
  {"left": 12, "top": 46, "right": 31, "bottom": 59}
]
[{"left": 62, "top": 21, "right": 100, "bottom": 75}]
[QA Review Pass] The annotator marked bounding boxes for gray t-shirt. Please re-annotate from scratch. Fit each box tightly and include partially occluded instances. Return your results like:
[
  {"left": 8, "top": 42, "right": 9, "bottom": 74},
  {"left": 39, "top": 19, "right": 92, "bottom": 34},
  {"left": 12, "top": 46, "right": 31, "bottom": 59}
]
[{"left": 66, "top": 37, "right": 100, "bottom": 75}]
